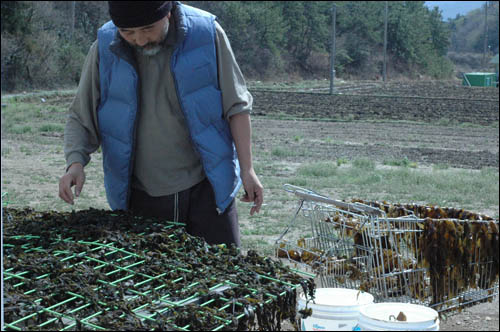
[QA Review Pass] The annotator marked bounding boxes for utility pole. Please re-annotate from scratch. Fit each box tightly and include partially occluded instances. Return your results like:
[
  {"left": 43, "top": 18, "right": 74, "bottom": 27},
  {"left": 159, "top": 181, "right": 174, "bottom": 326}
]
[
  {"left": 383, "top": 1, "right": 388, "bottom": 82},
  {"left": 330, "top": 4, "right": 337, "bottom": 95},
  {"left": 483, "top": 1, "right": 488, "bottom": 69}
]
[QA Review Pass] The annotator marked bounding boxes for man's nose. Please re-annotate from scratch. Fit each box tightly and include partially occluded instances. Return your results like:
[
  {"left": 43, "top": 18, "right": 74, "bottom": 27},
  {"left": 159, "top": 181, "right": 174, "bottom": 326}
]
[{"left": 135, "top": 34, "right": 148, "bottom": 47}]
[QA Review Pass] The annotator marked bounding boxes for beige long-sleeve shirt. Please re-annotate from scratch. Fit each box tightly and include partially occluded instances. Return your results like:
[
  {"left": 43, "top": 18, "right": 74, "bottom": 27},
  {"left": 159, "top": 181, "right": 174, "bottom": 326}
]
[{"left": 64, "top": 17, "right": 252, "bottom": 197}]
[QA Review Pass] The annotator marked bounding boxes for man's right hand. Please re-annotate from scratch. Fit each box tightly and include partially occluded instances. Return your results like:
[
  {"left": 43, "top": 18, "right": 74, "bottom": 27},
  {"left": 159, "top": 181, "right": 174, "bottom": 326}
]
[{"left": 59, "top": 163, "right": 86, "bottom": 205}]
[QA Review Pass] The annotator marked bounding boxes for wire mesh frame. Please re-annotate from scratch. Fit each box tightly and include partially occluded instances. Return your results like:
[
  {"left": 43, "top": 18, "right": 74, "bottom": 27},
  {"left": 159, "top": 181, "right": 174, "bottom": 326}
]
[
  {"left": 275, "top": 185, "right": 499, "bottom": 313},
  {"left": 275, "top": 236, "right": 373, "bottom": 290},
  {"left": 4, "top": 224, "right": 311, "bottom": 331},
  {"left": 275, "top": 185, "right": 380, "bottom": 292}
]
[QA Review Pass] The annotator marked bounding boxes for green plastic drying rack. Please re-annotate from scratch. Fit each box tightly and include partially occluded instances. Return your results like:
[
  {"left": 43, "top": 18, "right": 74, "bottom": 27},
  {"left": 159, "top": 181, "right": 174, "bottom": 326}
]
[{"left": 3, "top": 220, "right": 314, "bottom": 331}]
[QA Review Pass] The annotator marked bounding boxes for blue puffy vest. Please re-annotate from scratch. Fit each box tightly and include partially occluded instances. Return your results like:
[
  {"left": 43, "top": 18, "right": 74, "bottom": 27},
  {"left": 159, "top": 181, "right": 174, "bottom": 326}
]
[{"left": 97, "top": 3, "right": 241, "bottom": 213}]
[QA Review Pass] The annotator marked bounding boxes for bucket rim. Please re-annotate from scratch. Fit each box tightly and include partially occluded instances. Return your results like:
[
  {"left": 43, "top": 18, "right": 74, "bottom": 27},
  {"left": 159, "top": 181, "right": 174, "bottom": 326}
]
[
  {"left": 359, "top": 302, "right": 439, "bottom": 325},
  {"left": 298, "top": 287, "right": 374, "bottom": 307}
]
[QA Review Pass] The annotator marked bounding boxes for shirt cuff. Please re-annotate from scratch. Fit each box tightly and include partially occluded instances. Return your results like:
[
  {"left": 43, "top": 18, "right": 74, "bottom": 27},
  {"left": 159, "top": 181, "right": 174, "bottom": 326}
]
[
  {"left": 66, "top": 152, "right": 90, "bottom": 172},
  {"left": 226, "top": 107, "right": 250, "bottom": 121}
]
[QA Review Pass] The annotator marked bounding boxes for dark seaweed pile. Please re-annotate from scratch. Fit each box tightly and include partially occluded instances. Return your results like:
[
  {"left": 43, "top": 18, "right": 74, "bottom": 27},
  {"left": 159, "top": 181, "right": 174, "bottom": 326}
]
[{"left": 3, "top": 208, "right": 315, "bottom": 331}]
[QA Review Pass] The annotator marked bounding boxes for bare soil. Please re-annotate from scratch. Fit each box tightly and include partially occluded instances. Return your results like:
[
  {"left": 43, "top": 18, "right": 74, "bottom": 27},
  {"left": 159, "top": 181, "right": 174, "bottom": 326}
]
[
  {"left": 251, "top": 118, "right": 499, "bottom": 169},
  {"left": 251, "top": 81, "right": 499, "bottom": 126}
]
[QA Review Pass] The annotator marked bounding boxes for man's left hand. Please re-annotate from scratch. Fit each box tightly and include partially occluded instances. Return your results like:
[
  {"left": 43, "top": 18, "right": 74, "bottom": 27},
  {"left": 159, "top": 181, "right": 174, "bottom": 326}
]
[{"left": 240, "top": 168, "right": 263, "bottom": 216}]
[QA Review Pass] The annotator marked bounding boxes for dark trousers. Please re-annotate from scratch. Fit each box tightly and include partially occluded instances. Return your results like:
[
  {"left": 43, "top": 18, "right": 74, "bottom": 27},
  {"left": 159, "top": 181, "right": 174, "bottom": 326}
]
[{"left": 129, "top": 178, "right": 240, "bottom": 247}]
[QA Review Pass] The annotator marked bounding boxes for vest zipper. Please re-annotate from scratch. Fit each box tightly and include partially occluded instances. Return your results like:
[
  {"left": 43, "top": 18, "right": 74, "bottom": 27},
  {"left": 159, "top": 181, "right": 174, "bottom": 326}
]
[{"left": 126, "top": 63, "right": 141, "bottom": 210}]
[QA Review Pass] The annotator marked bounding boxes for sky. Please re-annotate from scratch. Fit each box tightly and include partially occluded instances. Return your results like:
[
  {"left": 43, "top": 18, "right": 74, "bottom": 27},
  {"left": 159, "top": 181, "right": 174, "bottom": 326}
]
[{"left": 424, "top": 1, "right": 486, "bottom": 21}]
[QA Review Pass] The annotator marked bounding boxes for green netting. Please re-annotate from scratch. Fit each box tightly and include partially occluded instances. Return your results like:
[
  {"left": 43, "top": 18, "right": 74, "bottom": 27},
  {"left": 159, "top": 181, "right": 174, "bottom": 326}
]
[
  {"left": 3, "top": 208, "right": 316, "bottom": 331},
  {"left": 2, "top": 191, "right": 9, "bottom": 206}
]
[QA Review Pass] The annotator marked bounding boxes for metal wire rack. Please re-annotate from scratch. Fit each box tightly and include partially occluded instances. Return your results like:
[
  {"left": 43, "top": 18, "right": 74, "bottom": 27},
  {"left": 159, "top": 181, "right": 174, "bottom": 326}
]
[
  {"left": 274, "top": 184, "right": 499, "bottom": 313},
  {"left": 3, "top": 209, "right": 316, "bottom": 331}
]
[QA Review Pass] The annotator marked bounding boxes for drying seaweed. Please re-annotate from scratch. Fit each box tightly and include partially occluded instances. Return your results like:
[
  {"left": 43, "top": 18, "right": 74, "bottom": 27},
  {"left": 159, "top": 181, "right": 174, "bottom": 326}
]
[
  {"left": 276, "top": 196, "right": 498, "bottom": 313},
  {"left": 418, "top": 218, "right": 499, "bottom": 308},
  {"left": 3, "top": 207, "right": 315, "bottom": 331}
]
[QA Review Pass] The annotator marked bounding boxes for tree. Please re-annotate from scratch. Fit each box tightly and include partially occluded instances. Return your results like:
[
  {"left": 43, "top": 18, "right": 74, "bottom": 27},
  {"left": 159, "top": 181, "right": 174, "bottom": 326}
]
[
  {"left": 1, "top": 1, "right": 34, "bottom": 35},
  {"left": 428, "top": 7, "right": 450, "bottom": 56},
  {"left": 280, "top": 2, "right": 330, "bottom": 70}
]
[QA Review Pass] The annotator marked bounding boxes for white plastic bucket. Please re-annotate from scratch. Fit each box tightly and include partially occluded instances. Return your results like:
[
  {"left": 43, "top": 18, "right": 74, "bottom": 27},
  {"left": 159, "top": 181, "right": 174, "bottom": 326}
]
[
  {"left": 297, "top": 288, "right": 374, "bottom": 331},
  {"left": 355, "top": 302, "right": 439, "bottom": 331}
]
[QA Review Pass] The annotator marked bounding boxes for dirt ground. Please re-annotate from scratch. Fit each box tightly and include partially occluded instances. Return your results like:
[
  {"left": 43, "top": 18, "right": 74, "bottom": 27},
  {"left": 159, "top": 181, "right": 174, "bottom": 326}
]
[
  {"left": 251, "top": 90, "right": 498, "bottom": 126},
  {"left": 439, "top": 297, "right": 499, "bottom": 331},
  {"left": 251, "top": 118, "right": 499, "bottom": 169}
]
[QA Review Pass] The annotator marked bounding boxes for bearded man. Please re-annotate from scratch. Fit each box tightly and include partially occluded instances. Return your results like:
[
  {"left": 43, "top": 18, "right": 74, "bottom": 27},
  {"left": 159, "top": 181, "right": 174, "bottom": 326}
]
[{"left": 59, "top": 1, "right": 263, "bottom": 247}]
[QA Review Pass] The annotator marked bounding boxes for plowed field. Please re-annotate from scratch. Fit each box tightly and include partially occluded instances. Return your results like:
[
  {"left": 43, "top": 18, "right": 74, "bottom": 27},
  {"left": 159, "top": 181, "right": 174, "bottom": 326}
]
[
  {"left": 250, "top": 82, "right": 499, "bottom": 170},
  {"left": 251, "top": 89, "right": 498, "bottom": 126}
]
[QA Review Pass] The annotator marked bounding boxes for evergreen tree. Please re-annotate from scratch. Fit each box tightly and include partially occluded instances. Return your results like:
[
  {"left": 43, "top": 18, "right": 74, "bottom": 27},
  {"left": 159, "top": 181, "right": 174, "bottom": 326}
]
[{"left": 1, "top": 1, "right": 464, "bottom": 92}]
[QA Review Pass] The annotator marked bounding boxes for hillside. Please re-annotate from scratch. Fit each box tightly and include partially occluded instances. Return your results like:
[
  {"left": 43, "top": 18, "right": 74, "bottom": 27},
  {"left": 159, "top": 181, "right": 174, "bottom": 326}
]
[
  {"left": 425, "top": 1, "right": 485, "bottom": 21},
  {"left": 447, "top": 1, "right": 499, "bottom": 54},
  {"left": 1, "top": 1, "right": 460, "bottom": 93}
]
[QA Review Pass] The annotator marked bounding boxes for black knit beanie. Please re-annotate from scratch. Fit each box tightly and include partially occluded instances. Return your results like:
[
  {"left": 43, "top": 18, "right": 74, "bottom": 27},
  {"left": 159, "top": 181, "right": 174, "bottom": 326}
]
[{"left": 108, "top": 1, "right": 173, "bottom": 28}]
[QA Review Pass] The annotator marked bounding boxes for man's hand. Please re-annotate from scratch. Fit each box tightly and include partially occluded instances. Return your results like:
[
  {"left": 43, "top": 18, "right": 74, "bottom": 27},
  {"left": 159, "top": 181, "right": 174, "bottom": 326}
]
[
  {"left": 240, "top": 168, "right": 263, "bottom": 216},
  {"left": 228, "top": 113, "right": 263, "bottom": 215},
  {"left": 59, "top": 163, "right": 86, "bottom": 205}
]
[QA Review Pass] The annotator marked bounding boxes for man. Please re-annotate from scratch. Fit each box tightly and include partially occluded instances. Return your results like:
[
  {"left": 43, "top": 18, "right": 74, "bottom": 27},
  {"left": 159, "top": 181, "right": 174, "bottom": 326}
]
[{"left": 58, "top": 1, "right": 263, "bottom": 247}]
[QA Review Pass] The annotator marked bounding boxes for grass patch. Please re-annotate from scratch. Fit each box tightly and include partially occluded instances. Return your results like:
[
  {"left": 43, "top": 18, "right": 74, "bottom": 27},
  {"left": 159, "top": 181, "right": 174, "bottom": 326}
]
[
  {"left": 39, "top": 124, "right": 64, "bottom": 133},
  {"left": 433, "top": 163, "right": 450, "bottom": 170},
  {"left": 2, "top": 99, "right": 67, "bottom": 135},
  {"left": 20, "top": 146, "right": 32, "bottom": 155},
  {"left": 271, "top": 147, "right": 290, "bottom": 157},
  {"left": 286, "top": 161, "right": 499, "bottom": 210},
  {"left": 383, "top": 157, "right": 418, "bottom": 168},
  {"left": 352, "top": 158, "right": 375, "bottom": 170},
  {"left": 9, "top": 125, "right": 33, "bottom": 134},
  {"left": 436, "top": 117, "right": 460, "bottom": 127},
  {"left": 336, "top": 158, "right": 349, "bottom": 166},
  {"left": 271, "top": 146, "right": 307, "bottom": 158},
  {"left": 248, "top": 79, "right": 332, "bottom": 92},
  {"left": 2, "top": 103, "right": 43, "bottom": 125},
  {"left": 297, "top": 162, "right": 337, "bottom": 177},
  {"left": 1, "top": 147, "right": 11, "bottom": 156}
]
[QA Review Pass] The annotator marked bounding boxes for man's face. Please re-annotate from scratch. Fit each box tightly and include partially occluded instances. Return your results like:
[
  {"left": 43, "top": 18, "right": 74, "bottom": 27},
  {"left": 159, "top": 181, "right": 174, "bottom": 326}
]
[{"left": 118, "top": 13, "right": 170, "bottom": 56}]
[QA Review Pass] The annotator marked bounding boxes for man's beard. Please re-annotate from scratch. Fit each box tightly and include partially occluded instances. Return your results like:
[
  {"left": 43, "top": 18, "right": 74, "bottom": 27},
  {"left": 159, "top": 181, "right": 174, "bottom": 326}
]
[{"left": 132, "top": 20, "right": 169, "bottom": 56}]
